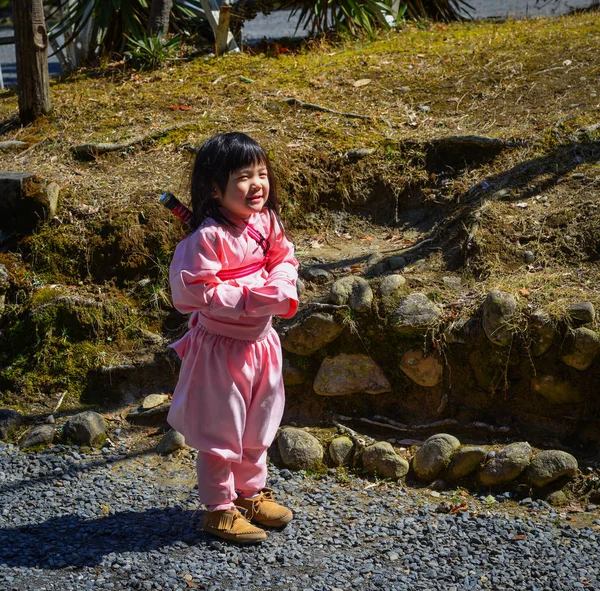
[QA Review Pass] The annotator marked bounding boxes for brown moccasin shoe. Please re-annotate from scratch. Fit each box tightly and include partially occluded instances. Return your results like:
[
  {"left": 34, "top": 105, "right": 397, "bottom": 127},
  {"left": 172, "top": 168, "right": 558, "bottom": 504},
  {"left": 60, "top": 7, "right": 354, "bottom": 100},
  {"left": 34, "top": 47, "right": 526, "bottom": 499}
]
[
  {"left": 234, "top": 488, "right": 293, "bottom": 528},
  {"left": 202, "top": 509, "right": 267, "bottom": 544}
]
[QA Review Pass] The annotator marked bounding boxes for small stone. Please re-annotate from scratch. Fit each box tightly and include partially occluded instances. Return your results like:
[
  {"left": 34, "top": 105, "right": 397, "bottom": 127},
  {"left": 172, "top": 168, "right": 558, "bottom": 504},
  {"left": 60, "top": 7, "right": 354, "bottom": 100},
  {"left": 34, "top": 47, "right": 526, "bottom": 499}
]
[
  {"left": 446, "top": 446, "right": 488, "bottom": 480},
  {"left": 526, "top": 450, "right": 578, "bottom": 487},
  {"left": 546, "top": 490, "right": 569, "bottom": 507},
  {"left": 523, "top": 250, "right": 535, "bottom": 264},
  {"left": 378, "top": 274, "right": 407, "bottom": 298},
  {"left": 280, "top": 313, "right": 343, "bottom": 356},
  {"left": 313, "top": 354, "right": 391, "bottom": 396},
  {"left": 282, "top": 358, "right": 305, "bottom": 386},
  {"left": 560, "top": 327, "right": 600, "bottom": 371},
  {"left": 0, "top": 409, "right": 24, "bottom": 440},
  {"left": 477, "top": 442, "right": 533, "bottom": 487},
  {"left": 329, "top": 436, "right": 354, "bottom": 467},
  {"left": 361, "top": 442, "right": 409, "bottom": 480},
  {"left": 482, "top": 290, "right": 518, "bottom": 347},
  {"left": 566, "top": 302, "right": 595, "bottom": 325},
  {"left": 62, "top": 411, "right": 106, "bottom": 447},
  {"left": 429, "top": 479, "right": 446, "bottom": 491},
  {"left": 329, "top": 276, "right": 373, "bottom": 313},
  {"left": 142, "top": 394, "right": 170, "bottom": 410},
  {"left": 391, "top": 293, "right": 442, "bottom": 335},
  {"left": 400, "top": 350, "right": 443, "bottom": 387},
  {"left": 387, "top": 256, "right": 407, "bottom": 271},
  {"left": 156, "top": 429, "right": 187, "bottom": 455},
  {"left": 412, "top": 434, "right": 461, "bottom": 481},
  {"left": 278, "top": 427, "right": 323, "bottom": 470},
  {"left": 20, "top": 424, "right": 56, "bottom": 449},
  {"left": 301, "top": 267, "right": 333, "bottom": 285},
  {"left": 531, "top": 375, "right": 583, "bottom": 404},
  {"left": 529, "top": 310, "right": 556, "bottom": 357}
]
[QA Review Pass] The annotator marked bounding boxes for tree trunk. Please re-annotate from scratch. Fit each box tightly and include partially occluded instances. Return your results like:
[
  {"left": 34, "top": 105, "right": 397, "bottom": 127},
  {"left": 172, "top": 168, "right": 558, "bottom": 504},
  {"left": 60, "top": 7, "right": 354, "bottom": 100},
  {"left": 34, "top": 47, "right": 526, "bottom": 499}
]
[
  {"left": 147, "top": 0, "right": 173, "bottom": 36},
  {"left": 12, "top": 0, "right": 51, "bottom": 124}
]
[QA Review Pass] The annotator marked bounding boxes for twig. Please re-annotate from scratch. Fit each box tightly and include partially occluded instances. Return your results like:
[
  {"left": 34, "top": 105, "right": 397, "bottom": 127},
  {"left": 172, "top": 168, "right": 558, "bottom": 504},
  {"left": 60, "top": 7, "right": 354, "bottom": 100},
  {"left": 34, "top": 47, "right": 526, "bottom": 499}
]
[
  {"left": 0, "top": 140, "right": 28, "bottom": 150},
  {"left": 360, "top": 416, "right": 511, "bottom": 435},
  {"left": 331, "top": 416, "right": 374, "bottom": 447},
  {"left": 53, "top": 391, "right": 68, "bottom": 414},
  {"left": 15, "top": 137, "right": 50, "bottom": 159},
  {"left": 71, "top": 122, "right": 196, "bottom": 159},
  {"left": 304, "top": 302, "right": 350, "bottom": 310},
  {"left": 279, "top": 97, "right": 373, "bottom": 120}
]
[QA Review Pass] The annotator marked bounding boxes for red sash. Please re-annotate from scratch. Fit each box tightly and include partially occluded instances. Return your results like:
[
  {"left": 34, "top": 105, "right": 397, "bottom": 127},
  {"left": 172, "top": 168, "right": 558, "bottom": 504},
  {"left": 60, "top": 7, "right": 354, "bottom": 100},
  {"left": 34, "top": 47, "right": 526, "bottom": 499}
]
[{"left": 216, "top": 223, "right": 271, "bottom": 281}]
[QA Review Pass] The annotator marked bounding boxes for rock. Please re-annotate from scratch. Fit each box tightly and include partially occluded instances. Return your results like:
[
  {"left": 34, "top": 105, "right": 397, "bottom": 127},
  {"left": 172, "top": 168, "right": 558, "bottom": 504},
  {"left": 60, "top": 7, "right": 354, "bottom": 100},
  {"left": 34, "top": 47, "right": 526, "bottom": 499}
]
[
  {"left": 347, "top": 148, "right": 375, "bottom": 160},
  {"left": 296, "top": 278, "right": 306, "bottom": 296},
  {"left": 531, "top": 375, "right": 583, "bottom": 404},
  {"left": 329, "top": 276, "right": 373, "bottom": 313},
  {"left": 442, "top": 276, "right": 462, "bottom": 291},
  {"left": 0, "top": 409, "right": 24, "bottom": 440},
  {"left": 0, "top": 264, "right": 9, "bottom": 310},
  {"left": 412, "top": 434, "right": 461, "bottom": 481},
  {"left": 137, "top": 330, "right": 164, "bottom": 346},
  {"left": 142, "top": 394, "right": 170, "bottom": 409},
  {"left": 366, "top": 253, "right": 384, "bottom": 273},
  {"left": 477, "top": 442, "right": 533, "bottom": 487},
  {"left": 567, "top": 302, "right": 595, "bottom": 325},
  {"left": 20, "top": 424, "right": 56, "bottom": 449},
  {"left": 529, "top": 310, "right": 555, "bottom": 357},
  {"left": 329, "top": 436, "right": 354, "bottom": 466},
  {"left": 546, "top": 490, "right": 569, "bottom": 507},
  {"left": 523, "top": 250, "right": 535, "bottom": 264},
  {"left": 313, "top": 354, "right": 391, "bottom": 396},
  {"left": 301, "top": 267, "right": 333, "bottom": 285},
  {"left": 446, "top": 446, "right": 488, "bottom": 480},
  {"left": 482, "top": 290, "right": 517, "bottom": 347},
  {"left": 444, "top": 316, "right": 481, "bottom": 344},
  {"left": 362, "top": 442, "right": 409, "bottom": 480},
  {"left": 387, "top": 256, "right": 407, "bottom": 271},
  {"left": 62, "top": 411, "right": 107, "bottom": 447},
  {"left": 400, "top": 350, "right": 443, "bottom": 387},
  {"left": 560, "top": 328, "right": 600, "bottom": 370},
  {"left": 156, "top": 429, "right": 187, "bottom": 455},
  {"left": 282, "top": 358, "right": 305, "bottom": 386},
  {"left": 0, "top": 172, "right": 61, "bottom": 234},
  {"left": 391, "top": 293, "right": 442, "bottom": 335},
  {"left": 378, "top": 274, "right": 407, "bottom": 298},
  {"left": 526, "top": 450, "right": 578, "bottom": 487},
  {"left": 280, "top": 313, "right": 343, "bottom": 356},
  {"left": 278, "top": 427, "right": 323, "bottom": 470}
]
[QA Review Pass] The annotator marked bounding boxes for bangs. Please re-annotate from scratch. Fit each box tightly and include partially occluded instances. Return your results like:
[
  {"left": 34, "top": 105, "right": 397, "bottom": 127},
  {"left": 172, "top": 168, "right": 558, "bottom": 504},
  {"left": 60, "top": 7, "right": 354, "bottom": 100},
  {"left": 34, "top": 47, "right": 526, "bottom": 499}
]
[{"left": 223, "top": 140, "right": 267, "bottom": 173}]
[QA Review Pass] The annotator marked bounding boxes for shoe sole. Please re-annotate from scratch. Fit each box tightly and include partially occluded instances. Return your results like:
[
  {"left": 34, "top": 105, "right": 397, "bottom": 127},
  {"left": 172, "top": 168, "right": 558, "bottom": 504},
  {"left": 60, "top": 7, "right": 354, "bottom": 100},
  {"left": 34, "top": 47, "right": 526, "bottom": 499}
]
[{"left": 203, "top": 526, "right": 267, "bottom": 544}]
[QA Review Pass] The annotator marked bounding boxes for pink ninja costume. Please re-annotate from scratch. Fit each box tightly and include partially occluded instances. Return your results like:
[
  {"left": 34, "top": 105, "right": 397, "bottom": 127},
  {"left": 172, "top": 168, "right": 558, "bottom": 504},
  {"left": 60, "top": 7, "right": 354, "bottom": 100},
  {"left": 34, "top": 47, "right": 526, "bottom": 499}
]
[{"left": 168, "top": 207, "right": 298, "bottom": 507}]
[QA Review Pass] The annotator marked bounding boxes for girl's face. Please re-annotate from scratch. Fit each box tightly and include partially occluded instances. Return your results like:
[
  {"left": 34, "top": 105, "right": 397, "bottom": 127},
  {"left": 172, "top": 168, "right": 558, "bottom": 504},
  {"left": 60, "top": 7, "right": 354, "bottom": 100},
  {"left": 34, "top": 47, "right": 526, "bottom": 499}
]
[{"left": 213, "top": 161, "right": 269, "bottom": 220}]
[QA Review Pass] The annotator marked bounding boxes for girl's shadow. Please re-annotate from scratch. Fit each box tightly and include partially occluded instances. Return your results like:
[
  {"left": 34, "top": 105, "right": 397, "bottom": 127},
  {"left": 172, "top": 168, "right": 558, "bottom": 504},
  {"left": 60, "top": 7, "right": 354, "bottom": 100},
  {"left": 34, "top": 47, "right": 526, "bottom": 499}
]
[{"left": 0, "top": 507, "right": 209, "bottom": 568}]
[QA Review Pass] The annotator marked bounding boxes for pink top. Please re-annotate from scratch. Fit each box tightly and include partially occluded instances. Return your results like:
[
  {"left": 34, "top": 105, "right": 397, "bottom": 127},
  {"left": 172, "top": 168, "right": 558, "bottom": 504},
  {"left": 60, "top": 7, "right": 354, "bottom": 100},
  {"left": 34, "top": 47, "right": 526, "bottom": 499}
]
[{"left": 169, "top": 207, "right": 298, "bottom": 351}]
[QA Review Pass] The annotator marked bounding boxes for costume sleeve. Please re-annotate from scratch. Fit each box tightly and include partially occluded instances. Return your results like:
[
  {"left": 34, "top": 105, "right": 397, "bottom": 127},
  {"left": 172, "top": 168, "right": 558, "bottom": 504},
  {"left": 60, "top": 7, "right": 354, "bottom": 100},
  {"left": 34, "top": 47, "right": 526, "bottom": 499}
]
[
  {"left": 170, "top": 226, "right": 295, "bottom": 320},
  {"left": 264, "top": 215, "right": 299, "bottom": 319}
]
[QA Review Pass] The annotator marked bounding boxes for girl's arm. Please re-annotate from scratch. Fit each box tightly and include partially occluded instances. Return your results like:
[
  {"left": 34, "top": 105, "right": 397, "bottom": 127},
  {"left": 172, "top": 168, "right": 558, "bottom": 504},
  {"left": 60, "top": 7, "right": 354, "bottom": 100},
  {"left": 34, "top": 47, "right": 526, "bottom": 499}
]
[{"left": 170, "top": 226, "right": 297, "bottom": 320}]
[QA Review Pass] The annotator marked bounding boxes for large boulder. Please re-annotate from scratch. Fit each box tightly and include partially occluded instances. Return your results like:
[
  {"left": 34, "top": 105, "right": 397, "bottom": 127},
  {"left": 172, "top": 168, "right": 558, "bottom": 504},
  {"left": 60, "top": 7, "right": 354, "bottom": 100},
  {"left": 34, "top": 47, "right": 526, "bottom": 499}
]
[
  {"left": 526, "top": 450, "right": 578, "bottom": 487},
  {"left": 412, "top": 434, "right": 461, "bottom": 481},
  {"left": 329, "top": 436, "right": 354, "bottom": 467},
  {"left": 63, "top": 411, "right": 106, "bottom": 447},
  {"left": 278, "top": 427, "right": 323, "bottom": 470},
  {"left": 0, "top": 409, "right": 24, "bottom": 440},
  {"left": 391, "top": 293, "right": 442, "bottom": 335},
  {"left": 313, "top": 354, "right": 391, "bottom": 396},
  {"left": 362, "top": 442, "right": 409, "bottom": 480},
  {"left": 329, "top": 276, "right": 373, "bottom": 313},
  {"left": 560, "top": 328, "right": 600, "bottom": 371},
  {"left": 400, "top": 350, "right": 443, "bottom": 387},
  {"left": 446, "top": 446, "right": 488, "bottom": 480},
  {"left": 280, "top": 313, "right": 343, "bottom": 356},
  {"left": 531, "top": 375, "right": 583, "bottom": 404},
  {"left": 482, "top": 290, "right": 517, "bottom": 347},
  {"left": 477, "top": 442, "right": 533, "bottom": 486}
]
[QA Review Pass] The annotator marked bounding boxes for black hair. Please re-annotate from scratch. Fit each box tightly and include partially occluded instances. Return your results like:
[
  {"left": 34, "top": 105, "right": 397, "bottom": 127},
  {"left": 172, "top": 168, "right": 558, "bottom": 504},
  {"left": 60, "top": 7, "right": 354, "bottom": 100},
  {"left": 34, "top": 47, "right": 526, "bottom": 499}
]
[{"left": 189, "top": 132, "right": 281, "bottom": 231}]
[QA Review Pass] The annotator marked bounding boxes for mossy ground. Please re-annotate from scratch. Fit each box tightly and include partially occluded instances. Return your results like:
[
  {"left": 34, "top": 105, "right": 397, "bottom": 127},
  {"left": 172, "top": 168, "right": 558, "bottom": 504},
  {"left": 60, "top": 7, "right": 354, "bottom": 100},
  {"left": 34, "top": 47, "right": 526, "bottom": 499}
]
[{"left": 0, "top": 12, "right": 599, "bottom": 415}]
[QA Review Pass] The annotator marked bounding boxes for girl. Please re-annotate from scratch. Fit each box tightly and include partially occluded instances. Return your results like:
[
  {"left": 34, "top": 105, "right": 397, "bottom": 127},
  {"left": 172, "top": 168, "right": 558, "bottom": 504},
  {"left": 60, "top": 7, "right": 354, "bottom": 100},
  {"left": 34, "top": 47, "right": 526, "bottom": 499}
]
[{"left": 168, "top": 132, "right": 299, "bottom": 544}]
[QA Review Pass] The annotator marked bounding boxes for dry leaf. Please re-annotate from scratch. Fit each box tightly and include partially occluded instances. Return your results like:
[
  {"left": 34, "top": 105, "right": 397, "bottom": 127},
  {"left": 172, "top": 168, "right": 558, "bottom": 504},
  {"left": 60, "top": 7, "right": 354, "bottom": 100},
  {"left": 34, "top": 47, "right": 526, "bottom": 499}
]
[
  {"left": 168, "top": 105, "right": 192, "bottom": 111},
  {"left": 310, "top": 240, "right": 323, "bottom": 249},
  {"left": 519, "top": 288, "right": 530, "bottom": 296},
  {"left": 353, "top": 78, "right": 372, "bottom": 88},
  {"left": 510, "top": 534, "right": 527, "bottom": 541},
  {"left": 450, "top": 503, "right": 469, "bottom": 514}
]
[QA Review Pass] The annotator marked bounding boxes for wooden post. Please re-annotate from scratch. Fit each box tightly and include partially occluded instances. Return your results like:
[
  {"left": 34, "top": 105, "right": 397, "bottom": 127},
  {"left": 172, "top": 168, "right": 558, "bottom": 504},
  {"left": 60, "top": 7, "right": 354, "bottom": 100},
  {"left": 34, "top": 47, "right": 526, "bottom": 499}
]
[
  {"left": 197, "top": 0, "right": 239, "bottom": 54},
  {"left": 12, "top": 0, "right": 52, "bottom": 124},
  {"left": 215, "top": 3, "right": 231, "bottom": 56}
]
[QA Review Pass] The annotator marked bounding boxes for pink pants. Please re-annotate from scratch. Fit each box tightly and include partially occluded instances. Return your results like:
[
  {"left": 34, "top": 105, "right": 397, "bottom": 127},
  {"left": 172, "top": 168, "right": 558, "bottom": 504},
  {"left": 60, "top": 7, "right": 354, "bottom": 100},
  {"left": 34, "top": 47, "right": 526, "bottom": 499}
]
[{"left": 168, "top": 326, "right": 285, "bottom": 507}]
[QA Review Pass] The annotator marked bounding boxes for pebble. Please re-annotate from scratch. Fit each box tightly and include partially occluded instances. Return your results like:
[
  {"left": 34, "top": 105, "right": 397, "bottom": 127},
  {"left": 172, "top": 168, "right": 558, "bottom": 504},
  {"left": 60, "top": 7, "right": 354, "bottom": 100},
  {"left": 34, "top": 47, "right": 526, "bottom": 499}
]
[{"left": 0, "top": 444, "right": 598, "bottom": 590}]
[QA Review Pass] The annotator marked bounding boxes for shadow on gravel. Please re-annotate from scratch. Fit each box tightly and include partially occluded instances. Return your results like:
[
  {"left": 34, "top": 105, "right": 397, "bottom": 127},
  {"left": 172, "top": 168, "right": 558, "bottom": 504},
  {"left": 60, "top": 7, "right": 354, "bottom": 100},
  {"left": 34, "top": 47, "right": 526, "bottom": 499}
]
[{"left": 0, "top": 507, "right": 209, "bottom": 569}]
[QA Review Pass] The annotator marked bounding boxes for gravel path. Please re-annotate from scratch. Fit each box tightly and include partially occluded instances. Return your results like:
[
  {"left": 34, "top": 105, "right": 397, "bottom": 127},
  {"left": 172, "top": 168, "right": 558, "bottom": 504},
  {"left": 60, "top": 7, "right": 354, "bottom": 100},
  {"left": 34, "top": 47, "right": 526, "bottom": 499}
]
[{"left": 1, "top": 440, "right": 599, "bottom": 591}]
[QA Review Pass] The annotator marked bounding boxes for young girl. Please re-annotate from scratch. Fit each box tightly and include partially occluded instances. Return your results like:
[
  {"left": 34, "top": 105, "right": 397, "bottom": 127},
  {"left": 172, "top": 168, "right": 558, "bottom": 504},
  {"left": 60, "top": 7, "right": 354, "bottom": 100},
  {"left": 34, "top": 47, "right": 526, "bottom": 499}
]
[{"left": 167, "top": 132, "right": 299, "bottom": 544}]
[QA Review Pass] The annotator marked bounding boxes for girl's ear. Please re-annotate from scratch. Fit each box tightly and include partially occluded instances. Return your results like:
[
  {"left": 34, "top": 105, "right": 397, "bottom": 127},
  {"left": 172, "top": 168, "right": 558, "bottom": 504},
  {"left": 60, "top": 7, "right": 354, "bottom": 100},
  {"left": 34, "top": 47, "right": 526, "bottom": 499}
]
[{"left": 212, "top": 183, "right": 221, "bottom": 200}]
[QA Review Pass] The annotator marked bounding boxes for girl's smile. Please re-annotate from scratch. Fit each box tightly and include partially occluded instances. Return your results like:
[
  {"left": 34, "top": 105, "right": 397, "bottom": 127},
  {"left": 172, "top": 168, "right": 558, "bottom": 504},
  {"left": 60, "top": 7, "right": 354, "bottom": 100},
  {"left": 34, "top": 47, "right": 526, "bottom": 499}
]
[{"left": 213, "top": 162, "right": 270, "bottom": 220}]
